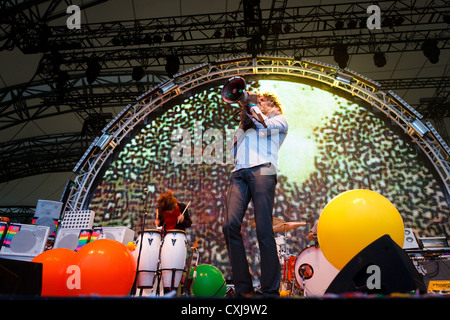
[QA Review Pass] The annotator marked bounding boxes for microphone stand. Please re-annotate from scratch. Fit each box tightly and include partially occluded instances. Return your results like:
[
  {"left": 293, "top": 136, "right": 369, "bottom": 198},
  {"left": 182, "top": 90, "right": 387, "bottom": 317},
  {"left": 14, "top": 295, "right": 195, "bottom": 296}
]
[{"left": 131, "top": 187, "right": 149, "bottom": 296}]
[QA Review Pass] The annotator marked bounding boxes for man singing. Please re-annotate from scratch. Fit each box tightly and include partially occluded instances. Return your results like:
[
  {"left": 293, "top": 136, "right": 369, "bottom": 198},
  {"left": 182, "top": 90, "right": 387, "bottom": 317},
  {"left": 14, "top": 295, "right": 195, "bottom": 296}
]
[{"left": 223, "top": 90, "right": 288, "bottom": 298}]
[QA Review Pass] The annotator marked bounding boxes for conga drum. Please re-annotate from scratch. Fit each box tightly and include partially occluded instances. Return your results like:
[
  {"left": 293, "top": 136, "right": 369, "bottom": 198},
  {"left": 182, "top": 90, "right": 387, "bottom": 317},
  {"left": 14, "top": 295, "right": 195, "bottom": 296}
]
[
  {"left": 160, "top": 229, "right": 187, "bottom": 290},
  {"left": 133, "top": 229, "right": 162, "bottom": 288}
]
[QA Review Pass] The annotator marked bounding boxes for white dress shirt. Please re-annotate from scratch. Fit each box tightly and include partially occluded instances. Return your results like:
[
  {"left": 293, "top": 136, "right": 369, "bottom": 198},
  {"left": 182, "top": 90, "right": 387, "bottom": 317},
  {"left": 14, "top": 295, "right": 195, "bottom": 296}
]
[{"left": 233, "top": 105, "right": 288, "bottom": 173}]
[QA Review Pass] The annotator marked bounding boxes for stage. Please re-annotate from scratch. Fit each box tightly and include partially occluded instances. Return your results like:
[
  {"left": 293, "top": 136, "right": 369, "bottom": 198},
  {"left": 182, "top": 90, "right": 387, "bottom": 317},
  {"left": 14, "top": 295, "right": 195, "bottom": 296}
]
[{"left": 1, "top": 3, "right": 449, "bottom": 318}]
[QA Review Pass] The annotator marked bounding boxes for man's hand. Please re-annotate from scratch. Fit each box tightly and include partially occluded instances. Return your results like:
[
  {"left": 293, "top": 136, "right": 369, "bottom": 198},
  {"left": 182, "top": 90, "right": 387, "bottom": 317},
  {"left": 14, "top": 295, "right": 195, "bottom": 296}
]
[{"left": 247, "top": 92, "right": 259, "bottom": 105}]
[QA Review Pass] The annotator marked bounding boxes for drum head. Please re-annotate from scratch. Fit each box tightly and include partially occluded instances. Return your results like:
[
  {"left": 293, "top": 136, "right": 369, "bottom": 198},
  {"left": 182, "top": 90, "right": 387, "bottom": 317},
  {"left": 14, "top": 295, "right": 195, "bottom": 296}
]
[{"left": 294, "top": 246, "right": 339, "bottom": 296}]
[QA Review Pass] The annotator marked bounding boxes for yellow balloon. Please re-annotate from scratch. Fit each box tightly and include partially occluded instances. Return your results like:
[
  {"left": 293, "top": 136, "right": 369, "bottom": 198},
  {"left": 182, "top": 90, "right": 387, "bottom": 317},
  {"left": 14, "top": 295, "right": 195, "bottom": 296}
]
[
  {"left": 126, "top": 241, "right": 136, "bottom": 252},
  {"left": 317, "top": 189, "right": 404, "bottom": 270}
]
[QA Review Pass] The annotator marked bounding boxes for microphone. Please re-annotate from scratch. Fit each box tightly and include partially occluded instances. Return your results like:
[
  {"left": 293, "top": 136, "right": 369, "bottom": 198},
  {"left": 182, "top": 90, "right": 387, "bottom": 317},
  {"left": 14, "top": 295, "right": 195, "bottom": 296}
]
[
  {"left": 143, "top": 187, "right": 149, "bottom": 216},
  {"left": 248, "top": 104, "right": 267, "bottom": 128}
]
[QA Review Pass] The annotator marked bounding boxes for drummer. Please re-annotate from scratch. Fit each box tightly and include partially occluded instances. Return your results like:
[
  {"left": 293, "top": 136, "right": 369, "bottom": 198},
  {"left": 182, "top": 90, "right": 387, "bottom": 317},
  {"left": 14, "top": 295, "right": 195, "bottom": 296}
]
[{"left": 155, "top": 190, "right": 192, "bottom": 232}]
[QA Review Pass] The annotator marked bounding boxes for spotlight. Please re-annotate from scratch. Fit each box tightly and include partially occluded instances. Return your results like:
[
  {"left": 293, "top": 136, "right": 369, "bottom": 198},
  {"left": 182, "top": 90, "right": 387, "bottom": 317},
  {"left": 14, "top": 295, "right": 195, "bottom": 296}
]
[
  {"left": 165, "top": 55, "right": 180, "bottom": 78},
  {"left": 422, "top": 39, "right": 440, "bottom": 64},
  {"left": 224, "top": 29, "right": 235, "bottom": 39},
  {"left": 373, "top": 52, "right": 387, "bottom": 68},
  {"left": 333, "top": 45, "right": 349, "bottom": 69},
  {"left": 409, "top": 119, "right": 429, "bottom": 137},
  {"left": 153, "top": 34, "right": 162, "bottom": 44},
  {"left": 347, "top": 19, "right": 357, "bottom": 29},
  {"left": 335, "top": 20, "right": 344, "bottom": 30},
  {"left": 164, "top": 34, "right": 174, "bottom": 42},
  {"left": 132, "top": 66, "right": 145, "bottom": 81},
  {"left": 86, "top": 58, "right": 101, "bottom": 84}
]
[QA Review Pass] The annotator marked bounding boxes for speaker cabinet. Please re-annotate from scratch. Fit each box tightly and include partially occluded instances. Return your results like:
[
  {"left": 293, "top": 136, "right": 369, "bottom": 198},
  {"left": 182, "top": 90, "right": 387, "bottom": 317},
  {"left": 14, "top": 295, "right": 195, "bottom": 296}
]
[
  {"left": 60, "top": 210, "right": 95, "bottom": 229},
  {"left": 403, "top": 228, "right": 420, "bottom": 250},
  {"left": 33, "top": 200, "right": 63, "bottom": 237},
  {"left": 92, "top": 227, "right": 135, "bottom": 245},
  {"left": 54, "top": 227, "right": 135, "bottom": 251},
  {"left": 54, "top": 229, "right": 92, "bottom": 251},
  {"left": 35, "top": 199, "right": 63, "bottom": 219},
  {"left": 325, "top": 234, "right": 426, "bottom": 295},
  {"left": 0, "top": 258, "right": 42, "bottom": 295},
  {"left": 0, "top": 224, "right": 50, "bottom": 259}
]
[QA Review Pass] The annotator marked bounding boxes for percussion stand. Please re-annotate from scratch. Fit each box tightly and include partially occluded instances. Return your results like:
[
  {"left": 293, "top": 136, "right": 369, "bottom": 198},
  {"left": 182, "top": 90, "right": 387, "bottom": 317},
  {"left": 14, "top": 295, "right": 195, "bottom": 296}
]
[
  {"left": 152, "top": 242, "right": 164, "bottom": 296},
  {"left": 131, "top": 188, "right": 150, "bottom": 296},
  {"left": 299, "top": 266, "right": 308, "bottom": 297},
  {"left": 280, "top": 228, "right": 295, "bottom": 295}
]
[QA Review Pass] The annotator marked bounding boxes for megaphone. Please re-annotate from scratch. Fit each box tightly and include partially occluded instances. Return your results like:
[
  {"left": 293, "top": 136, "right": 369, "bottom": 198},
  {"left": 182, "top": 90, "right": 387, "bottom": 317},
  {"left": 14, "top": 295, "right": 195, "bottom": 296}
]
[
  {"left": 222, "top": 76, "right": 267, "bottom": 127},
  {"left": 221, "top": 76, "right": 248, "bottom": 105}
]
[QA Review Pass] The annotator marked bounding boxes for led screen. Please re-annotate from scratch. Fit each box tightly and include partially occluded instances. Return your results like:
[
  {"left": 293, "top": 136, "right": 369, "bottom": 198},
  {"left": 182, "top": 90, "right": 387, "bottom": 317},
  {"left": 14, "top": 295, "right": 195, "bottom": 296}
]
[{"left": 88, "top": 79, "right": 449, "bottom": 281}]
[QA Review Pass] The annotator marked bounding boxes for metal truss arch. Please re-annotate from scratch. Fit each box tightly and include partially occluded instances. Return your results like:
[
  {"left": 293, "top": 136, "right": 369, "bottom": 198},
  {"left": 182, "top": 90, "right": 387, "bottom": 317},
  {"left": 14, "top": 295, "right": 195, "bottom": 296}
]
[{"left": 65, "top": 56, "right": 450, "bottom": 212}]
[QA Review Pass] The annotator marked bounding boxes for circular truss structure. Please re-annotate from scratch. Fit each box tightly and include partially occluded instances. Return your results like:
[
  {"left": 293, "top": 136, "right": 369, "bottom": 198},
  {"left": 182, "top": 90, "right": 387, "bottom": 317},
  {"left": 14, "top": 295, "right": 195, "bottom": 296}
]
[{"left": 64, "top": 55, "right": 450, "bottom": 212}]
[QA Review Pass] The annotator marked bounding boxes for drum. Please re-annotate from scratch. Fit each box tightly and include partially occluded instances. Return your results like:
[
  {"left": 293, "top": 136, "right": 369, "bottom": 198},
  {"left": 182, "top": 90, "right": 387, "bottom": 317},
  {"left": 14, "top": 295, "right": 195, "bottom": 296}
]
[
  {"left": 283, "top": 254, "right": 297, "bottom": 282},
  {"left": 133, "top": 229, "right": 162, "bottom": 288},
  {"left": 294, "top": 246, "right": 339, "bottom": 296},
  {"left": 160, "top": 229, "right": 187, "bottom": 289},
  {"left": 275, "top": 235, "right": 286, "bottom": 263}
]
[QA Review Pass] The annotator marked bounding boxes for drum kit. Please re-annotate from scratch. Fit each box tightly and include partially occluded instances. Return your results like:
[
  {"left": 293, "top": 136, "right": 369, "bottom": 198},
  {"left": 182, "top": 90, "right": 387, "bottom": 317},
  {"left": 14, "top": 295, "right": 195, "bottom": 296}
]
[{"left": 248, "top": 217, "right": 339, "bottom": 297}]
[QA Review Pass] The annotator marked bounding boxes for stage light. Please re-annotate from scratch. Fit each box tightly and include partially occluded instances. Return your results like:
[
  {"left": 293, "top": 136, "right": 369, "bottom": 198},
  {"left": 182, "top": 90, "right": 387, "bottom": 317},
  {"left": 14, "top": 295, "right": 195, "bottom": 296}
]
[
  {"left": 333, "top": 45, "right": 349, "bottom": 69},
  {"left": 159, "top": 79, "right": 177, "bottom": 93},
  {"left": 72, "top": 137, "right": 99, "bottom": 173},
  {"left": 347, "top": 19, "right": 357, "bottom": 29},
  {"left": 86, "top": 58, "right": 101, "bottom": 84},
  {"left": 408, "top": 119, "right": 429, "bottom": 137},
  {"left": 102, "top": 104, "right": 135, "bottom": 133},
  {"left": 132, "top": 66, "right": 145, "bottom": 81},
  {"left": 224, "top": 29, "right": 235, "bottom": 39},
  {"left": 164, "top": 34, "right": 174, "bottom": 42},
  {"left": 302, "top": 58, "right": 338, "bottom": 72},
  {"left": 237, "top": 28, "right": 246, "bottom": 37},
  {"left": 214, "top": 55, "right": 253, "bottom": 65},
  {"left": 426, "top": 122, "right": 450, "bottom": 155},
  {"left": 388, "top": 90, "right": 423, "bottom": 120},
  {"left": 165, "top": 55, "right": 180, "bottom": 78},
  {"left": 422, "top": 39, "right": 440, "bottom": 64},
  {"left": 343, "top": 68, "right": 381, "bottom": 89},
  {"left": 335, "top": 20, "right": 344, "bottom": 30},
  {"left": 96, "top": 133, "right": 114, "bottom": 150},
  {"left": 153, "top": 35, "right": 162, "bottom": 44},
  {"left": 335, "top": 72, "right": 353, "bottom": 84},
  {"left": 373, "top": 52, "right": 387, "bottom": 68},
  {"left": 172, "top": 62, "right": 208, "bottom": 78}
]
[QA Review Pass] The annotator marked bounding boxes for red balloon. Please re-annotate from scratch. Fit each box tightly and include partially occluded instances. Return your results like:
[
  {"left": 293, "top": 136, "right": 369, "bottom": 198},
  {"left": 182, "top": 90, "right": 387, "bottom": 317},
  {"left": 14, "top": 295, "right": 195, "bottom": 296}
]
[
  {"left": 32, "top": 248, "right": 76, "bottom": 297},
  {"left": 67, "top": 239, "right": 136, "bottom": 296}
]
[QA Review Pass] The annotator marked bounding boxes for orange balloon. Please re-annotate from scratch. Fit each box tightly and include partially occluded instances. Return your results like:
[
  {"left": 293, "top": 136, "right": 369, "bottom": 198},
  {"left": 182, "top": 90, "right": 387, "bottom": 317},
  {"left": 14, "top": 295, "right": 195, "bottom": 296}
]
[
  {"left": 67, "top": 239, "right": 136, "bottom": 296},
  {"left": 32, "top": 248, "right": 76, "bottom": 297}
]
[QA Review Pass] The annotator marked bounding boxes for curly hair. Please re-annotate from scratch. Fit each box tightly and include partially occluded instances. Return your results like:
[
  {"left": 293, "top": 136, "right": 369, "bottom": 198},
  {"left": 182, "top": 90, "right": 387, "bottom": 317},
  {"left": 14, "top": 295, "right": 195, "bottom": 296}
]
[
  {"left": 238, "top": 91, "right": 283, "bottom": 130},
  {"left": 260, "top": 91, "right": 283, "bottom": 115},
  {"left": 157, "top": 190, "right": 178, "bottom": 212}
]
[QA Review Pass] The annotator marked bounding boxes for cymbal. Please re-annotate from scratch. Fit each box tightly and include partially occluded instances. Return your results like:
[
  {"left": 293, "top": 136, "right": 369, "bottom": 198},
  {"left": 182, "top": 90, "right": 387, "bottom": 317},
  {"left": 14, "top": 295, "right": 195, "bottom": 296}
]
[
  {"left": 248, "top": 217, "right": 283, "bottom": 228},
  {"left": 273, "top": 221, "right": 306, "bottom": 233}
]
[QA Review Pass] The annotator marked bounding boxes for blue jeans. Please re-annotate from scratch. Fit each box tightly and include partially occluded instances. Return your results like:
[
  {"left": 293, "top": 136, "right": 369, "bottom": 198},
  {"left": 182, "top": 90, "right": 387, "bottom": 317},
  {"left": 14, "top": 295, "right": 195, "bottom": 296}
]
[{"left": 222, "top": 163, "right": 280, "bottom": 297}]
